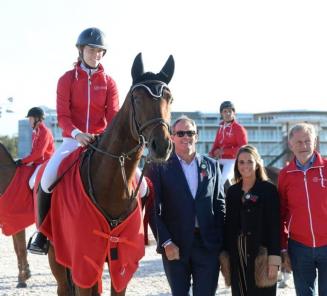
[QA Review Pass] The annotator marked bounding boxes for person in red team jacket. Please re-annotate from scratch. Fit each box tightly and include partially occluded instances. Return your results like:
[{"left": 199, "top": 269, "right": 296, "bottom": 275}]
[
  {"left": 28, "top": 27, "right": 119, "bottom": 255},
  {"left": 16, "top": 107, "right": 55, "bottom": 190},
  {"left": 278, "top": 123, "right": 327, "bottom": 296},
  {"left": 209, "top": 101, "right": 248, "bottom": 187}
]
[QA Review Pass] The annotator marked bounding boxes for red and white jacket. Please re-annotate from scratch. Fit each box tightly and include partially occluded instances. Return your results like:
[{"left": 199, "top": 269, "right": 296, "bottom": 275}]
[
  {"left": 209, "top": 120, "right": 247, "bottom": 159},
  {"left": 278, "top": 151, "right": 327, "bottom": 249},
  {"left": 57, "top": 62, "right": 119, "bottom": 138},
  {"left": 21, "top": 122, "right": 55, "bottom": 165}
]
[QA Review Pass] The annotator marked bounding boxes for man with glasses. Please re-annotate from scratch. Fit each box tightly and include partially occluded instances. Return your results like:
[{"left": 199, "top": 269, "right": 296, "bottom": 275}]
[
  {"left": 279, "top": 123, "right": 327, "bottom": 296},
  {"left": 147, "top": 115, "right": 225, "bottom": 296}
]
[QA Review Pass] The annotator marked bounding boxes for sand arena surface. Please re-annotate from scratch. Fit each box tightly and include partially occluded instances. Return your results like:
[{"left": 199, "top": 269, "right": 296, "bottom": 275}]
[{"left": 0, "top": 227, "right": 298, "bottom": 295}]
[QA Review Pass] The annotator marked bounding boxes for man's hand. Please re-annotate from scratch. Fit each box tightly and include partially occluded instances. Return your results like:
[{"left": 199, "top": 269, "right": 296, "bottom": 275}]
[
  {"left": 15, "top": 159, "right": 23, "bottom": 167},
  {"left": 164, "top": 242, "right": 180, "bottom": 261},
  {"left": 281, "top": 251, "right": 292, "bottom": 272},
  {"left": 75, "top": 133, "right": 95, "bottom": 147}
]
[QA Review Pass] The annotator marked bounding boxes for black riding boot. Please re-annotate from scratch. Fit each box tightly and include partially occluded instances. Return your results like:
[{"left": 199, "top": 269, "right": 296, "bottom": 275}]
[{"left": 27, "top": 187, "right": 51, "bottom": 255}]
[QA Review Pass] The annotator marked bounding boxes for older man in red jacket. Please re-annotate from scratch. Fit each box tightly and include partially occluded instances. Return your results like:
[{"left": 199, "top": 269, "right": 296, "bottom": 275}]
[{"left": 278, "top": 122, "right": 327, "bottom": 296}]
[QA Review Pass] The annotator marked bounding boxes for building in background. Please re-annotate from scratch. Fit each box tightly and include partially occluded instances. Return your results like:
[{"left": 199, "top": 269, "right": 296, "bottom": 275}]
[{"left": 18, "top": 107, "right": 327, "bottom": 169}]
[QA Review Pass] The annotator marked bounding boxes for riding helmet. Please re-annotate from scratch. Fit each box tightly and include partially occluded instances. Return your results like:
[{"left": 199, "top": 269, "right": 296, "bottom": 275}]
[
  {"left": 26, "top": 107, "right": 45, "bottom": 119},
  {"left": 219, "top": 101, "right": 235, "bottom": 113},
  {"left": 76, "top": 27, "right": 107, "bottom": 54}
]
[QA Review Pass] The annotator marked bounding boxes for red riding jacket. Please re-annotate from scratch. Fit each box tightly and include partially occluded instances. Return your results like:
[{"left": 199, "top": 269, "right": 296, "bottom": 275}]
[
  {"left": 209, "top": 120, "right": 247, "bottom": 159},
  {"left": 21, "top": 122, "right": 55, "bottom": 165},
  {"left": 57, "top": 62, "right": 119, "bottom": 138},
  {"left": 278, "top": 152, "right": 327, "bottom": 249}
]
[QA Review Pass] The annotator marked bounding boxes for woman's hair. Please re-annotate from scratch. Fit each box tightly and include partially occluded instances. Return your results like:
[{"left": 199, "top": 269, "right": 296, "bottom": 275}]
[{"left": 233, "top": 144, "right": 268, "bottom": 183}]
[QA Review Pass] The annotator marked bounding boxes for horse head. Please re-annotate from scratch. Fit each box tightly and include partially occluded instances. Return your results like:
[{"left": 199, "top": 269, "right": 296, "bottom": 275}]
[{"left": 129, "top": 52, "right": 174, "bottom": 162}]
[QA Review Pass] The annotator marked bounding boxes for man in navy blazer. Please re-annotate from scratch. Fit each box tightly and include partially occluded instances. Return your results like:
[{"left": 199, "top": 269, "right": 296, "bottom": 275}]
[{"left": 148, "top": 115, "right": 225, "bottom": 296}]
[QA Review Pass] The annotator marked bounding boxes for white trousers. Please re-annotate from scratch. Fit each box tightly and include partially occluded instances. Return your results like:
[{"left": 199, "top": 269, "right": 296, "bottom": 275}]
[
  {"left": 28, "top": 164, "right": 42, "bottom": 189},
  {"left": 219, "top": 158, "right": 236, "bottom": 186},
  {"left": 41, "top": 138, "right": 80, "bottom": 193}
]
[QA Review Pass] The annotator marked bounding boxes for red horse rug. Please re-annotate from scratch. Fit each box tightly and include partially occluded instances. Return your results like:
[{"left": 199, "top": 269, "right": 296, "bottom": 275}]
[
  {"left": 39, "top": 152, "right": 145, "bottom": 292},
  {"left": 0, "top": 166, "right": 35, "bottom": 235}
]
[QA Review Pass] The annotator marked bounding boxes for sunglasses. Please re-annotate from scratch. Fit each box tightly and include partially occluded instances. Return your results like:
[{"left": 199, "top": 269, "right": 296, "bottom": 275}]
[{"left": 173, "top": 130, "right": 196, "bottom": 137}]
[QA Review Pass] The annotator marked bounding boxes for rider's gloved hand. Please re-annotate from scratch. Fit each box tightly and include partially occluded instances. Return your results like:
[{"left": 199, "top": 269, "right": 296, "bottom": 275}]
[{"left": 15, "top": 159, "right": 23, "bottom": 167}]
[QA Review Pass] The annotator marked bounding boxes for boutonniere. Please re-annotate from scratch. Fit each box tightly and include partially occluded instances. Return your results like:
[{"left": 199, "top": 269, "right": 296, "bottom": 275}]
[
  {"left": 200, "top": 161, "right": 208, "bottom": 177},
  {"left": 243, "top": 193, "right": 259, "bottom": 203}
]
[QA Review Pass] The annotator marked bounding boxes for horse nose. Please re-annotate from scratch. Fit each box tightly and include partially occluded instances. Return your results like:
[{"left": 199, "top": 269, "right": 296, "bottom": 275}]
[{"left": 150, "top": 137, "right": 172, "bottom": 160}]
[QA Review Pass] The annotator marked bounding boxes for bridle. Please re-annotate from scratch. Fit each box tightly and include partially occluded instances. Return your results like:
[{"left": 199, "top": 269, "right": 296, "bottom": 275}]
[{"left": 86, "top": 80, "right": 171, "bottom": 227}]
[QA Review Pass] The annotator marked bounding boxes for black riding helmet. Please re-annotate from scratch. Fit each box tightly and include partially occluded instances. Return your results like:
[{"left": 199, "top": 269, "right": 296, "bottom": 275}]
[
  {"left": 26, "top": 107, "right": 45, "bottom": 120},
  {"left": 219, "top": 101, "right": 235, "bottom": 113},
  {"left": 76, "top": 27, "right": 107, "bottom": 55}
]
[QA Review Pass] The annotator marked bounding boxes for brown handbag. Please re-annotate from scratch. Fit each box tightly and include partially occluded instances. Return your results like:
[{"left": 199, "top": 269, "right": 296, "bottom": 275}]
[{"left": 254, "top": 246, "right": 278, "bottom": 288}]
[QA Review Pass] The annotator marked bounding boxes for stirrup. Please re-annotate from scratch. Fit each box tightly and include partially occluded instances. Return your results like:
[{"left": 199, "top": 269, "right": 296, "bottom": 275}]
[{"left": 27, "top": 232, "right": 49, "bottom": 255}]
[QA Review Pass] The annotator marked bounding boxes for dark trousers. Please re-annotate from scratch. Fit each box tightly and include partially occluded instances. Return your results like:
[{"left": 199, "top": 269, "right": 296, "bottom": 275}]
[
  {"left": 289, "top": 239, "right": 327, "bottom": 296},
  {"left": 162, "top": 233, "right": 220, "bottom": 296}
]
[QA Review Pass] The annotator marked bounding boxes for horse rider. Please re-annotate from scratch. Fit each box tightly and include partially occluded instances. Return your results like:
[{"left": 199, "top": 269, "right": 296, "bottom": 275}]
[
  {"left": 27, "top": 27, "right": 121, "bottom": 255},
  {"left": 16, "top": 107, "right": 55, "bottom": 190},
  {"left": 209, "top": 101, "right": 248, "bottom": 186}
]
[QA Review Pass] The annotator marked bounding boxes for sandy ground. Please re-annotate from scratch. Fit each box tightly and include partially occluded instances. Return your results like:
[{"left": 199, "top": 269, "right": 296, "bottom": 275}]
[{"left": 0, "top": 227, "right": 298, "bottom": 296}]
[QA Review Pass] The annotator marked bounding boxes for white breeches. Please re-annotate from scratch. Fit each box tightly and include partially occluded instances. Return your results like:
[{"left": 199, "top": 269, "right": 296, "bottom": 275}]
[
  {"left": 219, "top": 158, "right": 236, "bottom": 186},
  {"left": 41, "top": 138, "right": 80, "bottom": 193},
  {"left": 28, "top": 164, "right": 42, "bottom": 189}
]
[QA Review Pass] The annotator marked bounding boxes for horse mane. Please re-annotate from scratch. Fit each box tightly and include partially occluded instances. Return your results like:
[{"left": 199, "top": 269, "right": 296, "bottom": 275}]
[{"left": 0, "top": 142, "right": 15, "bottom": 164}]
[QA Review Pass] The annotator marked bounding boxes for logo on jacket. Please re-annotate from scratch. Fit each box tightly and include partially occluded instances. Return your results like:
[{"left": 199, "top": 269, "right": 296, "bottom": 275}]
[
  {"left": 242, "top": 193, "right": 259, "bottom": 203},
  {"left": 200, "top": 161, "right": 208, "bottom": 177},
  {"left": 312, "top": 176, "right": 327, "bottom": 187},
  {"left": 94, "top": 85, "right": 107, "bottom": 91}
]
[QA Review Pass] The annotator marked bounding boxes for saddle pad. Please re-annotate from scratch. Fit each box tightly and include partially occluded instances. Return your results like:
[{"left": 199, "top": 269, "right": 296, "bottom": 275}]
[
  {"left": 39, "top": 153, "right": 145, "bottom": 292},
  {"left": 0, "top": 166, "right": 35, "bottom": 235}
]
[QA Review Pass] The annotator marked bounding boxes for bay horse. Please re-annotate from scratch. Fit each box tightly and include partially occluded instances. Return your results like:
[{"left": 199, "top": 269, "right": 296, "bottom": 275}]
[
  {"left": 0, "top": 143, "right": 31, "bottom": 288},
  {"left": 43, "top": 52, "right": 174, "bottom": 296}
]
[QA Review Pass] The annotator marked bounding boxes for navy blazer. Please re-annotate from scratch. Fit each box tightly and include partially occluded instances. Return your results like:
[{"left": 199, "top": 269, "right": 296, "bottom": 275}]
[{"left": 148, "top": 152, "right": 225, "bottom": 261}]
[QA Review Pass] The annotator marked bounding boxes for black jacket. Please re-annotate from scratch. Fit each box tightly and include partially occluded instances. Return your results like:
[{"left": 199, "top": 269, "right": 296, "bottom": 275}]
[
  {"left": 148, "top": 153, "right": 225, "bottom": 261},
  {"left": 224, "top": 180, "right": 280, "bottom": 295}
]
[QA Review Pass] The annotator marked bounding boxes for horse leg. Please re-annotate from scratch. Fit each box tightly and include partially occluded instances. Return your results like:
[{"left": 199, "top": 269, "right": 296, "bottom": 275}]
[
  {"left": 111, "top": 283, "right": 126, "bottom": 296},
  {"left": 75, "top": 283, "right": 99, "bottom": 296},
  {"left": 48, "top": 244, "right": 72, "bottom": 296},
  {"left": 12, "top": 230, "right": 31, "bottom": 288}
]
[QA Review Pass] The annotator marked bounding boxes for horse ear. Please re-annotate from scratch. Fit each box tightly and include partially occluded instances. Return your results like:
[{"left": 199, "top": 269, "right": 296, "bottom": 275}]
[
  {"left": 158, "top": 55, "right": 175, "bottom": 84},
  {"left": 131, "top": 52, "right": 144, "bottom": 83}
]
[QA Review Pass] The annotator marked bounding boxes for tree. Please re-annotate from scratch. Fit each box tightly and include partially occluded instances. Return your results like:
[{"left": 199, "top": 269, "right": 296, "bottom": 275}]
[{"left": 0, "top": 135, "right": 18, "bottom": 158}]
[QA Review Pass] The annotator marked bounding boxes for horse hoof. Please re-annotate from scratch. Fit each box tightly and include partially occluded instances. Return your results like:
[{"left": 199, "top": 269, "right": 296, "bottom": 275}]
[{"left": 16, "top": 282, "right": 27, "bottom": 288}]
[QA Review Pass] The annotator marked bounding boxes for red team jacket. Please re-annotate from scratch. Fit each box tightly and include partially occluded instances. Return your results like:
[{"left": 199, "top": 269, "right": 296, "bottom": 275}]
[
  {"left": 209, "top": 120, "right": 247, "bottom": 159},
  {"left": 57, "top": 62, "right": 119, "bottom": 138},
  {"left": 278, "top": 152, "right": 327, "bottom": 249},
  {"left": 21, "top": 122, "right": 55, "bottom": 165}
]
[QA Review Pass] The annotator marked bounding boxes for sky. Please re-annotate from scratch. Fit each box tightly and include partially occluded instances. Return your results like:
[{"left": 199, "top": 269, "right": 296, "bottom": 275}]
[{"left": 1, "top": 0, "right": 327, "bottom": 136}]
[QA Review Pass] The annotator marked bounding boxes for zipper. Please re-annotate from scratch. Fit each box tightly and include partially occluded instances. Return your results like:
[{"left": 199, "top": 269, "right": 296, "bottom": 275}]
[
  {"left": 86, "top": 71, "right": 91, "bottom": 133},
  {"left": 303, "top": 171, "right": 316, "bottom": 247},
  {"left": 287, "top": 215, "right": 293, "bottom": 238}
]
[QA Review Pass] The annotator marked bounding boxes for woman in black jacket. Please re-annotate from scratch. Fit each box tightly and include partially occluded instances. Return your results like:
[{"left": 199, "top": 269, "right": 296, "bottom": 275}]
[{"left": 220, "top": 145, "right": 281, "bottom": 296}]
